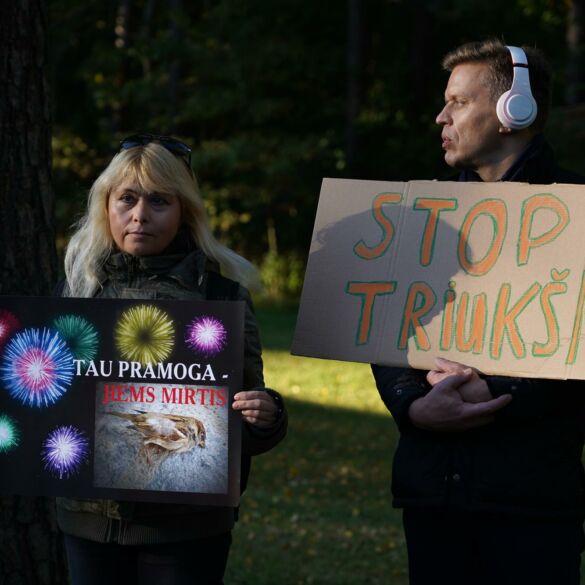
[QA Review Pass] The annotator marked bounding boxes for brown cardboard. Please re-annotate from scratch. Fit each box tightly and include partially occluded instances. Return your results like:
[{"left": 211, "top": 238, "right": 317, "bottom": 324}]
[{"left": 292, "top": 179, "right": 585, "bottom": 379}]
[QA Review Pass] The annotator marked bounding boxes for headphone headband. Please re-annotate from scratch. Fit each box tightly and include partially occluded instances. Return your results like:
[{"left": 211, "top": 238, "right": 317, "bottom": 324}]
[{"left": 495, "top": 45, "right": 537, "bottom": 130}]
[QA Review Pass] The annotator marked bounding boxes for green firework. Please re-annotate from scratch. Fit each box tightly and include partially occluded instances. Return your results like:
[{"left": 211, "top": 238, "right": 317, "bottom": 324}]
[
  {"left": 0, "top": 414, "right": 19, "bottom": 453},
  {"left": 115, "top": 305, "right": 175, "bottom": 365},
  {"left": 53, "top": 314, "right": 99, "bottom": 362}
]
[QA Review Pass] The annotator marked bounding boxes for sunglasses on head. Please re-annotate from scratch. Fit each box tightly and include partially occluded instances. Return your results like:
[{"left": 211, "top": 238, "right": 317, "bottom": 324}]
[{"left": 118, "top": 133, "right": 192, "bottom": 167}]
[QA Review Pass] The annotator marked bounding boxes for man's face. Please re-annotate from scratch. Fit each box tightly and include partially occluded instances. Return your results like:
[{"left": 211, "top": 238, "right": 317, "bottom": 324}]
[{"left": 436, "top": 62, "right": 504, "bottom": 171}]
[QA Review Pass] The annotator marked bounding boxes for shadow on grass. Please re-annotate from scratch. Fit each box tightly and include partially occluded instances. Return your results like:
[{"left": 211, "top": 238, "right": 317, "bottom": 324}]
[
  {"left": 255, "top": 305, "right": 299, "bottom": 351},
  {"left": 226, "top": 397, "right": 409, "bottom": 585}
]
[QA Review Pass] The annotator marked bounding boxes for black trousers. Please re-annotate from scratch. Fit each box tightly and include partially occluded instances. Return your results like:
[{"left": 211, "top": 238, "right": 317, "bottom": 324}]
[
  {"left": 64, "top": 532, "right": 232, "bottom": 585},
  {"left": 403, "top": 508, "right": 584, "bottom": 585}
]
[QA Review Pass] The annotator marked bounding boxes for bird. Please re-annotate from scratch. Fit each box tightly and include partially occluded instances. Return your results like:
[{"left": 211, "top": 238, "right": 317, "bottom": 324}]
[{"left": 105, "top": 410, "right": 206, "bottom": 465}]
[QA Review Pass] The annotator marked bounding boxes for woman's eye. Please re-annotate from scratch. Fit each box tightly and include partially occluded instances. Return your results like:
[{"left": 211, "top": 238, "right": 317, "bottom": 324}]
[
  {"left": 149, "top": 195, "right": 169, "bottom": 206},
  {"left": 120, "top": 194, "right": 136, "bottom": 204}
]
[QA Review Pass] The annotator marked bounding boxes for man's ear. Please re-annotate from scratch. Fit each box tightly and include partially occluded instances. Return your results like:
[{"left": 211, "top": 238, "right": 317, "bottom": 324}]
[{"left": 498, "top": 126, "right": 513, "bottom": 135}]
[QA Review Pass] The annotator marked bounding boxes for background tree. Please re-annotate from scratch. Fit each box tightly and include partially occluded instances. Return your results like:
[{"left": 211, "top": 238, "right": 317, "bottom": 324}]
[
  {"left": 46, "top": 0, "right": 585, "bottom": 299},
  {"left": 0, "top": 1, "right": 67, "bottom": 583}
]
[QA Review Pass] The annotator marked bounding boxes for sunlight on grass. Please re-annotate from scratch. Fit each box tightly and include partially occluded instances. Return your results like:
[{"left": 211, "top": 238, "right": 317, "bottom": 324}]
[{"left": 263, "top": 350, "right": 387, "bottom": 415}]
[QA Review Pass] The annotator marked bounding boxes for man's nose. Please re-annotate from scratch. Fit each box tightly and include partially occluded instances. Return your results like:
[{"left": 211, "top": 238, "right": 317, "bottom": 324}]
[{"left": 436, "top": 106, "right": 450, "bottom": 126}]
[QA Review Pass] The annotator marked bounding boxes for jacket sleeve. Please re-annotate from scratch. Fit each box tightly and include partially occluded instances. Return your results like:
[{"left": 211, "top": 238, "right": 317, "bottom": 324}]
[
  {"left": 486, "top": 375, "right": 563, "bottom": 421},
  {"left": 238, "top": 286, "right": 288, "bottom": 455},
  {"left": 371, "top": 364, "right": 429, "bottom": 432}
]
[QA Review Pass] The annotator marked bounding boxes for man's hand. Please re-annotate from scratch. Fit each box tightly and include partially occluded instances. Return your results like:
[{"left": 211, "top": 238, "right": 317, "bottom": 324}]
[
  {"left": 409, "top": 371, "right": 512, "bottom": 432},
  {"left": 427, "top": 357, "right": 492, "bottom": 403}
]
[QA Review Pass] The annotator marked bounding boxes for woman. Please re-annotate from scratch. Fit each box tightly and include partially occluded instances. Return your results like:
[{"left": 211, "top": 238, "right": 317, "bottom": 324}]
[{"left": 57, "top": 134, "right": 287, "bottom": 585}]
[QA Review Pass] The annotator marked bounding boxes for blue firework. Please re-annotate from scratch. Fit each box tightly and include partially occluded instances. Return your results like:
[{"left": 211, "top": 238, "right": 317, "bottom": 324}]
[
  {"left": 52, "top": 314, "right": 99, "bottom": 362},
  {"left": 42, "top": 425, "right": 89, "bottom": 479},
  {"left": 1, "top": 328, "right": 75, "bottom": 407}
]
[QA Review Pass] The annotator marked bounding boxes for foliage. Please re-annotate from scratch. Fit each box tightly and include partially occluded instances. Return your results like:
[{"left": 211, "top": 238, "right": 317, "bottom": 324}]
[{"left": 48, "top": 0, "right": 580, "bottom": 297}]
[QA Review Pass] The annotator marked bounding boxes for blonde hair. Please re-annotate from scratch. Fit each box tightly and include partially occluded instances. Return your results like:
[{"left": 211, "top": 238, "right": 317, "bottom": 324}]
[{"left": 64, "top": 142, "right": 259, "bottom": 297}]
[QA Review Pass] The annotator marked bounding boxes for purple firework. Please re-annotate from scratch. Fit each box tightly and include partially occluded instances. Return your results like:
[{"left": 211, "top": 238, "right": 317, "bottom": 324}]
[
  {"left": 185, "top": 316, "right": 227, "bottom": 355},
  {"left": 42, "top": 425, "right": 89, "bottom": 479}
]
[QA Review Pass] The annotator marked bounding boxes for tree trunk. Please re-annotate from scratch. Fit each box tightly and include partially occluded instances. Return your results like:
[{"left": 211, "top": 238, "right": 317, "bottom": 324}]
[
  {"left": 345, "top": 0, "right": 364, "bottom": 175},
  {"left": 0, "top": 0, "right": 56, "bottom": 296},
  {"left": 0, "top": 1, "right": 65, "bottom": 584},
  {"left": 566, "top": 0, "right": 585, "bottom": 105}
]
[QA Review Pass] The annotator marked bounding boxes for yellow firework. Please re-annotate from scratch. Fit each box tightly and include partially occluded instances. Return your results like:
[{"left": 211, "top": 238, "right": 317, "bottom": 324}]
[{"left": 115, "top": 305, "right": 175, "bottom": 365}]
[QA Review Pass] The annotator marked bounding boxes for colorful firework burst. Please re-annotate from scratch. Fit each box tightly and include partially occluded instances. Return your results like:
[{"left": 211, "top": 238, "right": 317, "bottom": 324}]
[
  {"left": 42, "top": 425, "right": 89, "bottom": 479},
  {"left": 1, "top": 328, "right": 75, "bottom": 407},
  {"left": 185, "top": 315, "right": 227, "bottom": 356},
  {"left": 52, "top": 314, "right": 99, "bottom": 362},
  {"left": 0, "top": 309, "right": 20, "bottom": 350},
  {"left": 115, "top": 305, "right": 175, "bottom": 365},
  {"left": 0, "top": 414, "right": 19, "bottom": 453}
]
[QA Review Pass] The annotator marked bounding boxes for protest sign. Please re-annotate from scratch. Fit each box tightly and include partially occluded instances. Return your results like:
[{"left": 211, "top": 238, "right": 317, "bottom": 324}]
[
  {"left": 292, "top": 179, "right": 585, "bottom": 379},
  {"left": 0, "top": 296, "right": 243, "bottom": 506}
]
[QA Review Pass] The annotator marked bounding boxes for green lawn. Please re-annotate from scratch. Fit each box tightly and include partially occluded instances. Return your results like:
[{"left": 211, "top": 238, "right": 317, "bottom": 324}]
[
  {"left": 225, "top": 306, "right": 408, "bottom": 584},
  {"left": 225, "top": 305, "right": 585, "bottom": 584}
]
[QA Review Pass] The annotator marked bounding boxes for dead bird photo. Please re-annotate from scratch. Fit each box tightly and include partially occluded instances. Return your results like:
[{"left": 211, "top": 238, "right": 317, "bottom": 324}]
[{"left": 93, "top": 382, "right": 229, "bottom": 494}]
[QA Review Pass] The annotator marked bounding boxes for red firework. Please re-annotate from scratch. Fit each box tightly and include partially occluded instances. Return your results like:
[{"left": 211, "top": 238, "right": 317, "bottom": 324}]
[{"left": 0, "top": 310, "right": 20, "bottom": 349}]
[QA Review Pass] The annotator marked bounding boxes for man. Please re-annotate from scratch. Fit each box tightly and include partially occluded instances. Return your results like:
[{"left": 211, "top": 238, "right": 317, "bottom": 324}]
[{"left": 372, "top": 39, "right": 585, "bottom": 585}]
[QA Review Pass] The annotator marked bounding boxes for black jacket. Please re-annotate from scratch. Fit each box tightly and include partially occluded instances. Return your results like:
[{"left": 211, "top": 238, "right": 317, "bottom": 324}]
[{"left": 373, "top": 136, "right": 585, "bottom": 518}]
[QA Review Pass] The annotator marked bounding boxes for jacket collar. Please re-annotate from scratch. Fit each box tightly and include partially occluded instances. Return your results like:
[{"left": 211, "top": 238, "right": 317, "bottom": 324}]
[
  {"left": 458, "top": 134, "right": 558, "bottom": 183},
  {"left": 98, "top": 247, "right": 208, "bottom": 290}
]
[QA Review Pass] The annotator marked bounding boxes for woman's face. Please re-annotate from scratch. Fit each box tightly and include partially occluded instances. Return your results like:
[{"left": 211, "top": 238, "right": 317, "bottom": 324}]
[{"left": 107, "top": 180, "right": 182, "bottom": 256}]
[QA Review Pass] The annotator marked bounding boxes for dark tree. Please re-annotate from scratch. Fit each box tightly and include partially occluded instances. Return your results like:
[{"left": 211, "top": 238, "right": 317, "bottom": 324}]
[
  {"left": 566, "top": 0, "right": 585, "bottom": 105},
  {"left": 0, "top": 1, "right": 66, "bottom": 583}
]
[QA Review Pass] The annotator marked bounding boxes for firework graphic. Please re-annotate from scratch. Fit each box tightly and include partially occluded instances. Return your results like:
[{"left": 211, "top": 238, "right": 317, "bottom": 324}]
[
  {"left": 0, "top": 309, "right": 20, "bottom": 350},
  {"left": 0, "top": 414, "right": 19, "bottom": 453},
  {"left": 53, "top": 314, "right": 99, "bottom": 362},
  {"left": 1, "top": 328, "right": 75, "bottom": 407},
  {"left": 185, "top": 316, "right": 227, "bottom": 356},
  {"left": 115, "top": 305, "right": 175, "bottom": 365},
  {"left": 42, "top": 425, "right": 89, "bottom": 479}
]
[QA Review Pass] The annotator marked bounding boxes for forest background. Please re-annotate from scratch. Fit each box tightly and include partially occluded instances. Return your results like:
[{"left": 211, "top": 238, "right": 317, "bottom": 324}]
[
  {"left": 3, "top": 1, "right": 585, "bottom": 584},
  {"left": 49, "top": 0, "right": 585, "bottom": 299}
]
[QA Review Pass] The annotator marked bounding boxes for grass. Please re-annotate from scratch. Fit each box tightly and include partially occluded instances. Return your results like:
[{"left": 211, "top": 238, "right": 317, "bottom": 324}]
[
  {"left": 226, "top": 304, "right": 585, "bottom": 584},
  {"left": 225, "top": 305, "right": 408, "bottom": 585}
]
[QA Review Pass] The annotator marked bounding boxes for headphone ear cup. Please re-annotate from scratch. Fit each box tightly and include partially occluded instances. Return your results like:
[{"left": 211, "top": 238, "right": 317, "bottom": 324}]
[{"left": 496, "top": 89, "right": 537, "bottom": 130}]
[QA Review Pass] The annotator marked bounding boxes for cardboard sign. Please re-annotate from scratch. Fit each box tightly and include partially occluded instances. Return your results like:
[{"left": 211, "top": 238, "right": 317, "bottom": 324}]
[
  {"left": 292, "top": 179, "right": 585, "bottom": 379},
  {"left": 0, "top": 296, "right": 244, "bottom": 506}
]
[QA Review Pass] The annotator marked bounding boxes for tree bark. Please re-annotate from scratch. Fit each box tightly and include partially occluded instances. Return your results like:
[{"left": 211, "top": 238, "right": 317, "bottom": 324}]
[
  {"left": 0, "top": 1, "right": 65, "bottom": 584},
  {"left": 0, "top": 0, "right": 56, "bottom": 296}
]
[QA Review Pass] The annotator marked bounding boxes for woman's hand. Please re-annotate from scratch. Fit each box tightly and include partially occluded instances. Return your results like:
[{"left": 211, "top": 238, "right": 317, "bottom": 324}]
[{"left": 232, "top": 390, "right": 279, "bottom": 428}]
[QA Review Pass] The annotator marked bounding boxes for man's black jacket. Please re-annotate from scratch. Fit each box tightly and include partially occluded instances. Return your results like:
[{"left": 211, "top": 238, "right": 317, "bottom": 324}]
[{"left": 372, "top": 135, "right": 585, "bottom": 518}]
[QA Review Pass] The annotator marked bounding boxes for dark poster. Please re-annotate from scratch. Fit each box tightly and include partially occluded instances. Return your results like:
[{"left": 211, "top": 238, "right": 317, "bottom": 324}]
[{"left": 0, "top": 296, "right": 244, "bottom": 507}]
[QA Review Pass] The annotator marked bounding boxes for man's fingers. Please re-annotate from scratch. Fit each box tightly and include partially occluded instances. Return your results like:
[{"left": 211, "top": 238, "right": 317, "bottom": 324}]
[
  {"left": 465, "top": 393, "right": 512, "bottom": 418},
  {"left": 433, "top": 371, "right": 472, "bottom": 391},
  {"left": 434, "top": 356, "right": 464, "bottom": 371}
]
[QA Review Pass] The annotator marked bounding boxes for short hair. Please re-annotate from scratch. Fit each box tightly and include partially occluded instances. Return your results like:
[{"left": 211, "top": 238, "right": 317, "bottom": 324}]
[
  {"left": 64, "top": 142, "right": 258, "bottom": 297},
  {"left": 441, "top": 39, "right": 552, "bottom": 131}
]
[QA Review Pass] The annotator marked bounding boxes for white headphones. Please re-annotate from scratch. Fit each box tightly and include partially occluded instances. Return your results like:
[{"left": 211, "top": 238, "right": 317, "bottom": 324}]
[{"left": 495, "top": 45, "right": 537, "bottom": 130}]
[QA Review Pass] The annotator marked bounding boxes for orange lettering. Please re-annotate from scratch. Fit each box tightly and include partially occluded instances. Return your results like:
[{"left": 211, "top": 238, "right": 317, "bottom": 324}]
[
  {"left": 354, "top": 193, "right": 402, "bottom": 259},
  {"left": 458, "top": 199, "right": 507, "bottom": 276},
  {"left": 414, "top": 198, "right": 458, "bottom": 266},
  {"left": 517, "top": 194, "right": 569, "bottom": 266},
  {"left": 346, "top": 281, "right": 397, "bottom": 345}
]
